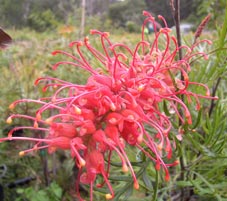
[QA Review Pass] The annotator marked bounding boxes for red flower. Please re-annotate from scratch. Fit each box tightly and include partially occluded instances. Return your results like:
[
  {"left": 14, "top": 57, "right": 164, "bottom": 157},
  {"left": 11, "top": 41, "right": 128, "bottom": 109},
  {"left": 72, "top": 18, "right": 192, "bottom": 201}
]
[{"left": 1, "top": 11, "right": 217, "bottom": 201}]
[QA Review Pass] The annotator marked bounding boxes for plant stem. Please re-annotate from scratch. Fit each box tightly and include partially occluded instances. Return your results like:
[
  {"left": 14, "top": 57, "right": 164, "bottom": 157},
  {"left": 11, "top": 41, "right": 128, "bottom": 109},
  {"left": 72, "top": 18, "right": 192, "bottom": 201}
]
[
  {"left": 170, "top": 0, "right": 186, "bottom": 200},
  {"left": 209, "top": 77, "right": 221, "bottom": 116},
  {"left": 152, "top": 169, "right": 159, "bottom": 201},
  {"left": 174, "top": 0, "right": 182, "bottom": 60},
  {"left": 80, "top": 0, "right": 86, "bottom": 37},
  {"left": 41, "top": 153, "right": 50, "bottom": 186}
]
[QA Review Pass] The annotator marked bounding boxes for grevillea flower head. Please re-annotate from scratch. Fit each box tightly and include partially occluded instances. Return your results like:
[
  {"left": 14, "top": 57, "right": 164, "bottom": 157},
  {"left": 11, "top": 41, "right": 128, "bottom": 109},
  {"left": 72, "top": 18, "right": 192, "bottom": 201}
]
[{"left": 1, "top": 11, "right": 217, "bottom": 200}]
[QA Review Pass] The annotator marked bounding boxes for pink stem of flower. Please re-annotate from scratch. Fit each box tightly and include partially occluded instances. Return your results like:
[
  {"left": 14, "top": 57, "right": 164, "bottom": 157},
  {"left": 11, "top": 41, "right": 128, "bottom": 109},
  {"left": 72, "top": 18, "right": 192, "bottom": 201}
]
[
  {"left": 101, "top": 169, "right": 114, "bottom": 199},
  {"left": 132, "top": 41, "right": 150, "bottom": 66},
  {"left": 52, "top": 50, "right": 85, "bottom": 65},
  {"left": 7, "top": 114, "right": 46, "bottom": 124},
  {"left": 90, "top": 181, "right": 94, "bottom": 201},
  {"left": 110, "top": 43, "right": 134, "bottom": 56},
  {"left": 8, "top": 126, "right": 48, "bottom": 137},
  {"left": 53, "top": 61, "right": 97, "bottom": 75},
  {"left": 35, "top": 76, "right": 73, "bottom": 86},
  {"left": 155, "top": 30, "right": 171, "bottom": 70},
  {"left": 20, "top": 144, "right": 50, "bottom": 155},
  {"left": 84, "top": 38, "right": 107, "bottom": 65},
  {"left": 118, "top": 144, "right": 139, "bottom": 189}
]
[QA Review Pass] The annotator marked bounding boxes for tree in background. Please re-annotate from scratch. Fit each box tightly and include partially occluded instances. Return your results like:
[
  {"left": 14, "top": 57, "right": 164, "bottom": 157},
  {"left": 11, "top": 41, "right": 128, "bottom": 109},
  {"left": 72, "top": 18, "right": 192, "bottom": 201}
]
[
  {"left": 0, "top": 0, "right": 226, "bottom": 31},
  {"left": 86, "top": 0, "right": 110, "bottom": 16},
  {"left": 145, "top": 0, "right": 200, "bottom": 27},
  {"left": 0, "top": 0, "right": 30, "bottom": 27},
  {"left": 109, "top": 0, "right": 146, "bottom": 31}
]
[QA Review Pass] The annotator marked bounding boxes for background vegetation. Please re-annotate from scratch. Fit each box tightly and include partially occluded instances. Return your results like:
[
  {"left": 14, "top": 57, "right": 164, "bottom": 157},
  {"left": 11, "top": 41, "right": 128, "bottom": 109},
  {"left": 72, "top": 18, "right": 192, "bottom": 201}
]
[
  {"left": 0, "top": 0, "right": 227, "bottom": 201},
  {"left": 0, "top": 0, "right": 223, "bottom": 32}
]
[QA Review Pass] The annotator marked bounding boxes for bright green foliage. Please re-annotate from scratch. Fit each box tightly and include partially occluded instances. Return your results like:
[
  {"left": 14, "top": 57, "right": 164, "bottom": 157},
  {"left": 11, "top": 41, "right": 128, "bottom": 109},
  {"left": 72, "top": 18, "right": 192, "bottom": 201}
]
[
  {"left": 27, "top": 10, "right": 59, "bottom": 32},
  {"left": 195, "top": 0, "right": 227, "bottom": 26},
  {"left": 16, "top": 182, "right": 63, "bottom": 201},
  {"left": 109, "top": 0, "right": 146, "bottom": 27},
  {"left": 0, "top": 0, "right": 28, "bottom": 27}
]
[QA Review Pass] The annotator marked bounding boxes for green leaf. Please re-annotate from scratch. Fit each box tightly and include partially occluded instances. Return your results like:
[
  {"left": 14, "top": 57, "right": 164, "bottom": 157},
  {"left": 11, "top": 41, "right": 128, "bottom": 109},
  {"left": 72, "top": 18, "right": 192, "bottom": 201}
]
[
  {"left": 109, "top": 175, "right": 132, "bottom": 182},
  {"left": 32, "top": 190, "right": 50, "bottom": 201},
  {"left": 163, "top": 100, "right": 171, "bottom": 116},
  {"left": 192, "top": 109, "right": 202, "bottom": 129},
  {"left": 176, "top": 181, "right": 193, "bottom": 187},
  {"left": 191, "top": 171, "right": 222, "bottom": 200},
  {"left": 142, "top": 171, "right": 153, "bottom": 190},
  {"left": 49, "top": 182, "right": 63, "bottom": 199},
  {"left": 121, "top": 185, "right": 133, "bottom": 200},
  {"left": 16, "top": 188, "right": 24, "bottom": 194}
]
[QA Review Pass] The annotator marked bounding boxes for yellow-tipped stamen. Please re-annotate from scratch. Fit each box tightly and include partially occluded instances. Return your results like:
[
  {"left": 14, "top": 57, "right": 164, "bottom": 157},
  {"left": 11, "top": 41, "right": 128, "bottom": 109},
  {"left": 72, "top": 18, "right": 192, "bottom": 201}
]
[
  {"left": 6, "top": 117, "right": 12, "bottom": 124},
  {"left": 122, "top": 164, "right": 128, "bottom": 173},
  {"left": 36, "top": 113, "right": 42, "bottom": 121},
  {"left": 137, "top": 134, "right": 143, "bottom": 144},
  {"left": 134, "top": 181, "right": 139, "bottom": 190},
  {"left": 105, "top": 193, "right": 113, "bottom": 200},
  {"left": 19, "top": 151, "right": 25, "bottom": 157},
  {"left": 103, "top": 32, "right": 110, "bottom": 37},
  {"left": 127, "top": 114, "right": 135, "bottom": 121},
  {"left": 109, "top": 118, "right": 117, "bottom": 124},
  {"left": 77, "top": 41, "right": 83, "bottom": 46},
  {"left": 73, "top": 105, "right": 82, "bottom": 115},
  {"left": 33, "top": 121, "right": 39, "bottom": 128},
  {"left": 174, "top": 160, "right": 180, "bottom": 165},
  {"left": 45, "top": 117, "right": 53, "bottom": 124},
  {"left": 9, "top": 103, "right": 15, "bottom": 110},
  {"left": 110, "top": 103, "right": 116, "bottom": 111},
  {"left": 157, "top": 143, "right": 163, "bottom": 151},
  {"left": 79, "top": 158, "right": 86, "bottom": 167},
  {"left": 138, "top": 84, "right": 145, "bottom": 92}
]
